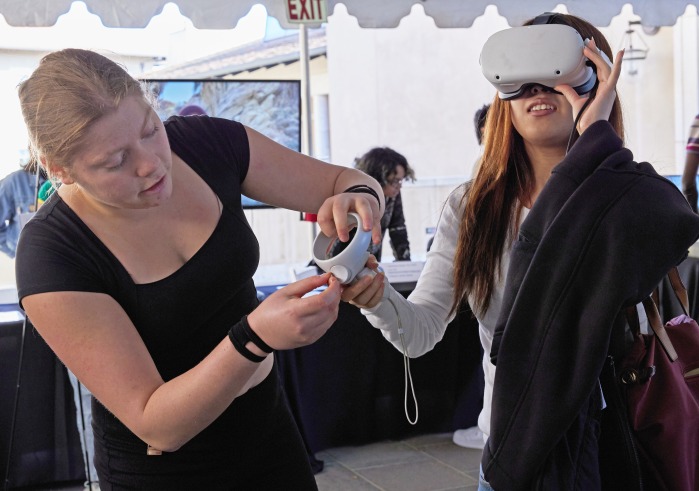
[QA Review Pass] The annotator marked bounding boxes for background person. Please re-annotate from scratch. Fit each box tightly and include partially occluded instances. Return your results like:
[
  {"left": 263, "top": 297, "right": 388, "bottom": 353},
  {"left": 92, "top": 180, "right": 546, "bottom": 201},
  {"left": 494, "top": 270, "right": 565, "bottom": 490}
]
[
  {"left": 178, "top": 104, "right": 207, "bottom": 117},
  {"left": 474, "top": 104, "right": 490, "bottom": 146},
  {"left": 0, "top": 157, "right": 45, "bottom": 258},
  {"left": 352, "top": 146, "right": 415, "bottom": 262},
  {"left": 681, "top": 113, "right": 699, "bottom": 212},
  {"left": 15, "top": 48, "right": 384, "bottom": 489}
]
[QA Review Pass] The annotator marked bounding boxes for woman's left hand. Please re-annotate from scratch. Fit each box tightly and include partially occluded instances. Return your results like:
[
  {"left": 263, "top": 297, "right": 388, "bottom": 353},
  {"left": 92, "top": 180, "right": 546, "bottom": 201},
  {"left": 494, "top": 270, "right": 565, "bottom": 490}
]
[
  {"left": 316, "top": 192, "right": 383, "bottom": 246},
  {"left": 555, "top": 39, "right": 624, "bottom": 134},
  {"left": 340, "top": 254, "right": 386, "bottom": 308}
]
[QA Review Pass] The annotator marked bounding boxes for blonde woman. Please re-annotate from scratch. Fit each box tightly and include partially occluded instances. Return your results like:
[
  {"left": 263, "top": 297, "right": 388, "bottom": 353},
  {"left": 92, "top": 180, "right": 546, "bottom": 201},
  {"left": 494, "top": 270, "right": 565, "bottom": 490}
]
[{"left": 15, "top": 48, "right": 384, "bottom": 489}]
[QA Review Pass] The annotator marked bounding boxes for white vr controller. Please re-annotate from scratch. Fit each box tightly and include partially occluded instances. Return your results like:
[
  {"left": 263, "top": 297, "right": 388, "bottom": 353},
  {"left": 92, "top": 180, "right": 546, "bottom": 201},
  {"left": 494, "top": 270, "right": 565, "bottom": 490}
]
[
  {"left": 480, "top": 24, "right": 612, "bottom": 100},
  {"left": 312, "top": 213, "right": 388, "bottom": 297}
]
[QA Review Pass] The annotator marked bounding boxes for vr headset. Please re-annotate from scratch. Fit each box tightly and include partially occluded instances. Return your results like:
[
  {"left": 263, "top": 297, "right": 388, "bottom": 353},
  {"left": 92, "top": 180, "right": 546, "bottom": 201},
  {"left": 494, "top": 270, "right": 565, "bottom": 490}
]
[{"left": 480, "top": 13, "right": 609, "bottom": 100}]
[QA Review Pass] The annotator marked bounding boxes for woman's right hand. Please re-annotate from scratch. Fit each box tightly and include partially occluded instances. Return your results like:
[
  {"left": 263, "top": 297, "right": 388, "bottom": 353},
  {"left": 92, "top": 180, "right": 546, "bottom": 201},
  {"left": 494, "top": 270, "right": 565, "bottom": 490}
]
[{"left": 247, "top": 273, "right": 342, "bottom": 350}]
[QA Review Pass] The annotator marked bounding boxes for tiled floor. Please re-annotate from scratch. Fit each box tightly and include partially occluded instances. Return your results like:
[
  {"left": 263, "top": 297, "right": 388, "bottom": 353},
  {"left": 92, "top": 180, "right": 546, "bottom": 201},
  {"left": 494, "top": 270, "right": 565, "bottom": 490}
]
[
  {"left": 22, "top": 432, "right": 482, "bottom": 491},
  {"left": 314, "top": 432, "right": 481, "bottom": 491}
]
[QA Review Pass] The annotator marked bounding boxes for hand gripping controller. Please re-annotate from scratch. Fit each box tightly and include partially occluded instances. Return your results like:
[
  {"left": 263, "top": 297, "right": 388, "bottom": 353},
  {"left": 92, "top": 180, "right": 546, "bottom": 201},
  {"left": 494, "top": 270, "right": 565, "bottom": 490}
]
[{"left": 312, "top": 213, "right": 388, "bottom": 297}]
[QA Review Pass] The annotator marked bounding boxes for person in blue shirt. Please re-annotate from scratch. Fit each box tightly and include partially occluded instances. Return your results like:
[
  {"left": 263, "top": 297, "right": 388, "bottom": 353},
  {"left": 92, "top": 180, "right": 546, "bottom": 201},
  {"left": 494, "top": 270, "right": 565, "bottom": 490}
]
[{"left": 0, "top": 159, "right": 44, "bottom": 258}]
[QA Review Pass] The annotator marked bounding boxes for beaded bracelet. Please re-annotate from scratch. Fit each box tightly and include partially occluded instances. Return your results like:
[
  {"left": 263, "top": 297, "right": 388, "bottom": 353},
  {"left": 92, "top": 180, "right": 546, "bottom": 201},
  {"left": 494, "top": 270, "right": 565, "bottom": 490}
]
[
  {"left": 228, "top": 316, "right": 271, "bottom": 363},
  {"left": 343, "top": 184, "right": 383, "bottom": 208}
]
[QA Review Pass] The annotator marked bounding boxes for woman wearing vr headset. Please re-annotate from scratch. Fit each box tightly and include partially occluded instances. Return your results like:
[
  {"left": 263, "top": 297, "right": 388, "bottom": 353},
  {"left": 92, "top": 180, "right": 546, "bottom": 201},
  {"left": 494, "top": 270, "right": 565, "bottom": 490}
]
[{"left": 346, "top": 12, "right": 699, "bottom": 491}]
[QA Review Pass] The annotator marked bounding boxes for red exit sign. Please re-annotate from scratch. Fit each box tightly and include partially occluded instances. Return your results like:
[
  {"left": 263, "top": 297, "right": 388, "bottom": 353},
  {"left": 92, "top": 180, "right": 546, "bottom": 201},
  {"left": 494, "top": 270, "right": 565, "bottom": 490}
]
[{"left": 285, "top": 0, "right": 327, "bottom": 24}]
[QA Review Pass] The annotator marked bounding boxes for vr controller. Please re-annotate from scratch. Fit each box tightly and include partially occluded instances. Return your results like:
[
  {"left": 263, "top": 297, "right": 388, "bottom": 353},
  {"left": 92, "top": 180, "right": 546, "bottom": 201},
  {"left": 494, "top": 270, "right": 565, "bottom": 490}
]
[
  {"left": 312, "top": 213, "right": 388, "bottom": 297},
  {"left": 480, "top": 24, "right": 611, "bottom": 100}
]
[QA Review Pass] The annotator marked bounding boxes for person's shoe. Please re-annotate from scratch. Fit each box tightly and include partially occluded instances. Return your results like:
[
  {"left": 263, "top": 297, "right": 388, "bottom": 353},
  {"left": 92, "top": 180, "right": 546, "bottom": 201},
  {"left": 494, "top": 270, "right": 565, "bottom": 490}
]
[{"left": 452, "top": 426, "right": 485, "bottom": 449}]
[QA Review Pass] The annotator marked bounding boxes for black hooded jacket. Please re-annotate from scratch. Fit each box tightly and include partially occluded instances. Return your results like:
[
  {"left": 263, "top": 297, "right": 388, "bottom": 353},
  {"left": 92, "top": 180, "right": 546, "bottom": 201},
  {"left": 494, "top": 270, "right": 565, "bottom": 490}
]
[{"left": 482, "top": 121, "right": 699, "bottom": 489}]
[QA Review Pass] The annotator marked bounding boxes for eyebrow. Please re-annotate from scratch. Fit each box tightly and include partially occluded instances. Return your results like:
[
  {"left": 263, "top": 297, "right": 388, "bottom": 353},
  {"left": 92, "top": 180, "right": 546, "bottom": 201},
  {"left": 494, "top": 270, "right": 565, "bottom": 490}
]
[{"left": 90, "top": 108, "right": 154, "bottom": 168}]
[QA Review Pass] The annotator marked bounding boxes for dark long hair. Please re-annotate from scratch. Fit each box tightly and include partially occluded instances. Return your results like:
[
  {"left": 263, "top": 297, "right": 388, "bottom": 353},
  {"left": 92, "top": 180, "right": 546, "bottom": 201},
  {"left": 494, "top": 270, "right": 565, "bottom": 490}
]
[{"left": 452, "top": 13, "right": 625, "bottom": 316}]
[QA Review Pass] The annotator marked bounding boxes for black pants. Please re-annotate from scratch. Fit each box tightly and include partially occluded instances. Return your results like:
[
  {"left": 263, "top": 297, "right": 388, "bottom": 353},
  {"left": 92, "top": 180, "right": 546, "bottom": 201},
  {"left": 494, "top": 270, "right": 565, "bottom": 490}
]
[{"left": 93, "top": 365, "right": 317, "bottom": 490}]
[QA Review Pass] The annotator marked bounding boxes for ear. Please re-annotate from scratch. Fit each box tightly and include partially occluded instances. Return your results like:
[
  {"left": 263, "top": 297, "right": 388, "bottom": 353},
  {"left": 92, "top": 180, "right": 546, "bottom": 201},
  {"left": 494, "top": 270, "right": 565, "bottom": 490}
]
[
  {"left": 42, "top": 157, "right": 75, "bottom": 185},
  {"left": 57, "top": 174, "right": 75, "bottom": 185}
]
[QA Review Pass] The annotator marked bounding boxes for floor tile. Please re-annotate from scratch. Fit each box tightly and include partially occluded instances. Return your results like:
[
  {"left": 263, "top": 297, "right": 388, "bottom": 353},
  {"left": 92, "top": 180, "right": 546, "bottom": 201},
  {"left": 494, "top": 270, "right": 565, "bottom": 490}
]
[
  {"left": 355, "top": 459, "right": 477, "bottom": 491},
  {"left": 419, "top": 441, "right": 482, "bottom": 473},
  {"left": 321, "top": 440, "right": 430, "bottom": 470},
  {"left": 315, "top": 461, "right": 382, "bottom": 490}
]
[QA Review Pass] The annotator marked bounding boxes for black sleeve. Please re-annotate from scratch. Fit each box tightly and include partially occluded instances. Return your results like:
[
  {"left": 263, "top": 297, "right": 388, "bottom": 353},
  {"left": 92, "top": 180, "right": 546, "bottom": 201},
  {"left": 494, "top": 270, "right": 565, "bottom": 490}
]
[{"left": 15, "top": 201, "right": 115, "bottom": 308}]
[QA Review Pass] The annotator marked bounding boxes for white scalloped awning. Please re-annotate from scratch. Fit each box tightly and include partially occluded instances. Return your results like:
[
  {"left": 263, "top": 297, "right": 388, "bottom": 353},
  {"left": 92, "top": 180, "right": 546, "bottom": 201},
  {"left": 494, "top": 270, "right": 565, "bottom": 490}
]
[{"left": 0, "top": 0, "right": 696, "bottom": 29}]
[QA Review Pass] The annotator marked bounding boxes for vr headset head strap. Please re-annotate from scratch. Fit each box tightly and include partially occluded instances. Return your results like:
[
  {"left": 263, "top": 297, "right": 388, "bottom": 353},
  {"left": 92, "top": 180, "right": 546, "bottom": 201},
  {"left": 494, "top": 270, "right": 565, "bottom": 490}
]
[{"left": 532, "top": 12, "right": 560, "bottom": 25}]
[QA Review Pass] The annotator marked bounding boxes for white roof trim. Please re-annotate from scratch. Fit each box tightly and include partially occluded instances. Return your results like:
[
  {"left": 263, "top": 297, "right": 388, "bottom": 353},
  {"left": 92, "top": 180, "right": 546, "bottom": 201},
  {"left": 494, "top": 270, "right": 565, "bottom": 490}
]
[{"left": 0, "top": 0, "right": 695, "bottom": 29}]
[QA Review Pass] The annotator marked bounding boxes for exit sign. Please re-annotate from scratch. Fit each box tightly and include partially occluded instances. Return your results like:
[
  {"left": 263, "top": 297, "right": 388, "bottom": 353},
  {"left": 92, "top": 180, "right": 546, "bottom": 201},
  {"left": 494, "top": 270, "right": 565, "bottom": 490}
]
[{"left": 285, "top": 0, "right": 327, "bottom": 24}]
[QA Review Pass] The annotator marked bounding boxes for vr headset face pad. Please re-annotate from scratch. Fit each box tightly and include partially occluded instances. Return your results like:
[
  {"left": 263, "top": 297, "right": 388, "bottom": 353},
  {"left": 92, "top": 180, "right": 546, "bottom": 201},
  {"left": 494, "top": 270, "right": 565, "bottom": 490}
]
[{"left": 480, "top": 24, "right": 596, "bottom": 100}]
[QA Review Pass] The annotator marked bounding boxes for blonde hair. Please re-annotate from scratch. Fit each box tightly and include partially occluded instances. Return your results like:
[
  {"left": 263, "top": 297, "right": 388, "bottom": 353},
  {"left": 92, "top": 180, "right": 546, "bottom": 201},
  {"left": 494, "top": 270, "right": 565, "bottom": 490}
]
[{"left": 18, "top": 49, "right": 152, "bottom": 177}]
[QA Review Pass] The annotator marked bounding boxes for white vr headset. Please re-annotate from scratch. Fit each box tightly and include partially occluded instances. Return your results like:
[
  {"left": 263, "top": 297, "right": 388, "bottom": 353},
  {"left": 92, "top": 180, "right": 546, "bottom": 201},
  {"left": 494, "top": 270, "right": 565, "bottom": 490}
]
[{"left": 480, "top": 14, "right": 610, "bottom": 100}]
